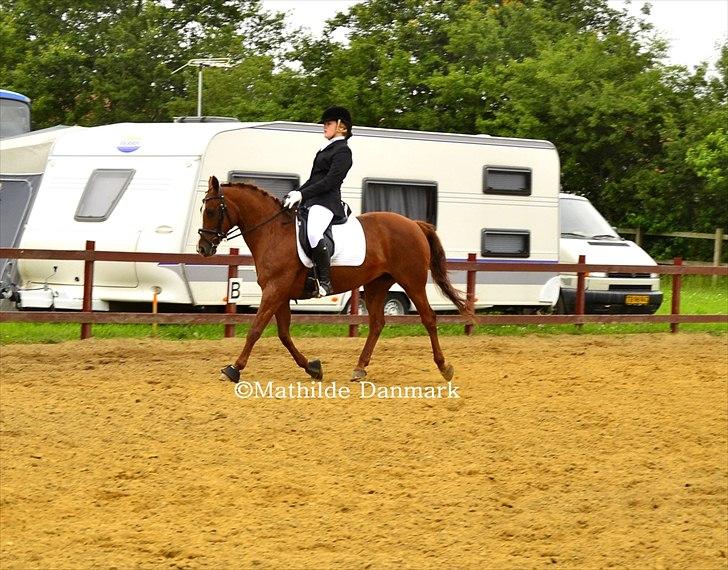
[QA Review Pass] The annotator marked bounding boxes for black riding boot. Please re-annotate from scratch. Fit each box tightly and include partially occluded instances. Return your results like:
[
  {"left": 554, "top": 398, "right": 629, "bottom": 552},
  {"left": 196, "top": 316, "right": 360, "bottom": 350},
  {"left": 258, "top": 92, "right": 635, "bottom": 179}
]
[{"left": 310, "top": 239, "right": 332, "bottom": 297}]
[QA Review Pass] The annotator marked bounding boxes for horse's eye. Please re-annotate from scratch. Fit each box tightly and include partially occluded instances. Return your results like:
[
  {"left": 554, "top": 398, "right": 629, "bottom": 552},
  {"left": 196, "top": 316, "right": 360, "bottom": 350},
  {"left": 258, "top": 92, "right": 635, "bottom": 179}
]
[{"left": 204, "top": 207, "right": 215, "bottom": 216}]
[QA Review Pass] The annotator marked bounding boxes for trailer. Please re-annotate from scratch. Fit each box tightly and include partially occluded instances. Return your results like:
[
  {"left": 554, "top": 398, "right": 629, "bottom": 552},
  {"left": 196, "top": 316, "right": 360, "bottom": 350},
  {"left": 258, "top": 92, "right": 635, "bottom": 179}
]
[
  {"left": 0, "top": 125, "right": 83, "bottom": 304},
  {"left": 12, "top": 121, "right": 561, "bottom": 313}
]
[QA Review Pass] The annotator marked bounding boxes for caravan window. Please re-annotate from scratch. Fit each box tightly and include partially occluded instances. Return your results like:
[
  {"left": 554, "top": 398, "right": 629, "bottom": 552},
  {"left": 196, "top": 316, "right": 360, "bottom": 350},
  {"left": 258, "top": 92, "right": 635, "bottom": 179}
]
[
  {"left": 481, "top": 229, "right": 530, "bottom": 258},
  {"left": 229, "top": 172, "right": 299, "bottom": 201},
  {"left": 75, "top": 169, "right": 135, "bottom": 222},
  {"left": 483, "top": 167, "right": 531, "bottom": 196},
  {"left": 362, "top": 179, "right": 437, "bottom": 226}
]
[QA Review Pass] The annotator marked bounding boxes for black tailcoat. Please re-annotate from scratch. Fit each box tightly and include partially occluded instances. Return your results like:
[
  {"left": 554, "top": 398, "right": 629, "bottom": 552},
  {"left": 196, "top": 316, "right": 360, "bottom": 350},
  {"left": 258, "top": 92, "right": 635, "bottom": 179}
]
[{"left": 299, "top": 139, "right": 352, "bottom": 218}]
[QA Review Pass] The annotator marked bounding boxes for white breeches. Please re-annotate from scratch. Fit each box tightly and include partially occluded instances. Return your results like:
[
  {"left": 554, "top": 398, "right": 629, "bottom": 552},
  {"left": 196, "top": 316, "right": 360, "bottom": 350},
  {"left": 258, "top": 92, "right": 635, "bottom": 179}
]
[{"left": 307, "top": 205, "right": 334, "bottom": 248}]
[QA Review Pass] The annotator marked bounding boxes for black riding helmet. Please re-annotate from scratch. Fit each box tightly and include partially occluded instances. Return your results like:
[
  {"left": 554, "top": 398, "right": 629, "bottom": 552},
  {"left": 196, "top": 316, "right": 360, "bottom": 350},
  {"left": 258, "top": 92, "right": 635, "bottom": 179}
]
[{"left": 320, "top": 106, "right": 353, "bottom": 139}]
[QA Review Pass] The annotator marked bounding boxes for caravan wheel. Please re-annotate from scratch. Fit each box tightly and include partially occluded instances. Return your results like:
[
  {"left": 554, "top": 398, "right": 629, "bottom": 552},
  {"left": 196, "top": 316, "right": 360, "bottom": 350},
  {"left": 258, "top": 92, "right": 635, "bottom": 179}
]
[
  {"left": 343, "top": 293, "right": 409, "bottom": 316},
  {"left": 553, "top": 293, "right": 567, "bottom": 315},
  {"left": 343, "top": 296, "right": 368, "bottom": 315},
  {"left": 383, "top": 294, "right": 408, "bottom": 316}
]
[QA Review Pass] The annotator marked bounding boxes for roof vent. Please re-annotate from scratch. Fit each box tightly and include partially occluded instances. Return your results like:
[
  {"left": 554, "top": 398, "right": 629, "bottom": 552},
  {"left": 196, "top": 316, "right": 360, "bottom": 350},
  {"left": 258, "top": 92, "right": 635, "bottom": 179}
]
[{"left": 173, "top": 116, "right": 240, "bottom": 123}]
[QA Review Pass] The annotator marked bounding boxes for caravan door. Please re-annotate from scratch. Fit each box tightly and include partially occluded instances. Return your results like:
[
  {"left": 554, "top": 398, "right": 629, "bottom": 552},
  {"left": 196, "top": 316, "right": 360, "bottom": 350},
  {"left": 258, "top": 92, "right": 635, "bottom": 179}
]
[{"left": 0, "top": 175, "right": 42, "bottom": 292}]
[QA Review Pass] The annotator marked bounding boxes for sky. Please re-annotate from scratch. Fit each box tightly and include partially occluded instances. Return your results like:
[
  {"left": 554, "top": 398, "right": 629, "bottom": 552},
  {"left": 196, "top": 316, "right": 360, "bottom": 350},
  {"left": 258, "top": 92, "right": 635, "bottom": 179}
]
[{"left": 260, "top": 0, "right": 728, "bottom": 70}]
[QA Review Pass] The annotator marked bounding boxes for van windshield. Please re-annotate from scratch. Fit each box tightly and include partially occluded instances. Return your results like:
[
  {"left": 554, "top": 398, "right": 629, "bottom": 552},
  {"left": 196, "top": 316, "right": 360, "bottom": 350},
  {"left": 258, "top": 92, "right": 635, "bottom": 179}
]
[{"left": 560, "top": 196, "right": 620, "bottom": 239}]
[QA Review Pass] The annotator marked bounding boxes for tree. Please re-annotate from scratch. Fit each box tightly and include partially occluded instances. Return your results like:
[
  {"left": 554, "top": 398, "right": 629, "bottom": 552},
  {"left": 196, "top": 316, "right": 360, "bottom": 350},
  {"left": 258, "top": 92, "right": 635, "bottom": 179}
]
[
  {"left": 287, "top": 0, "right": 725, "bottom": 259},
  {"left": 0, "top": 0, "right": 289, "bottom": 126},
  {"left": 2, "top": 0, "right": 723, "bottom": 259}
]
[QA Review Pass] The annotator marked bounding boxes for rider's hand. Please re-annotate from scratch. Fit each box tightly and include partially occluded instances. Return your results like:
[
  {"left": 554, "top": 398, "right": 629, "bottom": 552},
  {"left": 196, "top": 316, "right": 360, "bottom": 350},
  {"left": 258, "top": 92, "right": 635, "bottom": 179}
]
[{"left": 283, "top": 190, "right": 302, "bottom": 209}]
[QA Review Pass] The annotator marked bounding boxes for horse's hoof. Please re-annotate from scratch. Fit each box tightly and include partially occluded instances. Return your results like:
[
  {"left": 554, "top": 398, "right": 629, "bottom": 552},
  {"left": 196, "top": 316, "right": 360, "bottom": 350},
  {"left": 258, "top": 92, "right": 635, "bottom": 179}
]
[
  {"left": 440, "top": 363, "right": 454, "bottom": 382},
  {"left": 306, "top": 359, "right": 323, "bottom": 381},
  {"left": 351, "top": 367, "right": 367, "bottom": 382},
  {"left": 221, "top": 364, "right": 240, "bottom": 383}
]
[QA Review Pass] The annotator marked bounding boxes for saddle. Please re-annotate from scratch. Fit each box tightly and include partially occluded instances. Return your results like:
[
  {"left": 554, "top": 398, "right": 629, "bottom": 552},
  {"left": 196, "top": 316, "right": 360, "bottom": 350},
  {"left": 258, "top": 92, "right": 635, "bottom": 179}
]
[
  {"left": 297, "top": 203, "right": 352, "bottom": 298},
  {"left": 296, "top": 203, "right": 351, "bottom": 258}
]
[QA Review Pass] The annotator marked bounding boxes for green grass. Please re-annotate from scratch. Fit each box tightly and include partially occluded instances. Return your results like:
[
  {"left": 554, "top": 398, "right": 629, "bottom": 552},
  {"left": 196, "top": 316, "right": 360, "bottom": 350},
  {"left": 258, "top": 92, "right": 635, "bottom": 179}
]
[
  {"left": 659, "top": 274, "right": 728, "bottom": 314},
  {"left": 1, "top": 276, "right": 725, "bottom": 344}
]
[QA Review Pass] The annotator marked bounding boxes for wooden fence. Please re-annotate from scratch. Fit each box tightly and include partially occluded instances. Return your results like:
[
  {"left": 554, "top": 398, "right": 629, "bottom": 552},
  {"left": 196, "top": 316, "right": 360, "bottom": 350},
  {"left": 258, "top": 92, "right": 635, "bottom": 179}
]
[
  {"left": 618, "top": 227, "right": 726, "bottom": 267},
  {"left": 1, "top": 243, "right": 726, "bottom": 340}
]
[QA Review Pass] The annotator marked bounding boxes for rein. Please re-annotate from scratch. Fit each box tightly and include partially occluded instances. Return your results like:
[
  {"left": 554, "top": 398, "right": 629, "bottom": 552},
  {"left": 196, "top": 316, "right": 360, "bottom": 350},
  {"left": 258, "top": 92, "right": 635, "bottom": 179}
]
[
  {"left": 234, "top": 207, "right": 290, "bottom": 239},
  {"left": 198, "top": 191, "right": 290, "bottom": 245}
]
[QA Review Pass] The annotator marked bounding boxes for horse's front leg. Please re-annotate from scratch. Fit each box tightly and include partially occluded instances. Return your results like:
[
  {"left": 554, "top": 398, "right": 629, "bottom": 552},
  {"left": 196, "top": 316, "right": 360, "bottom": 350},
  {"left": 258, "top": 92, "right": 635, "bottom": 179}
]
[
  {"left": 275, "top": 303, "right": 324, "bottom": 380},
  {"left": 220, "top": 288, "right": 284, "bottom": 382}
]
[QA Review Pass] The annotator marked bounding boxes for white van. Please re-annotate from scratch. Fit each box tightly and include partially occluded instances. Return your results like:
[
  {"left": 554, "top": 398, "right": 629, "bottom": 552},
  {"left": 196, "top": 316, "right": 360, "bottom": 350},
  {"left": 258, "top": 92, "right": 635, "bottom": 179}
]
[
  {"left": 12, "top": 121, "right": 562, "bottom": 313},
  {"left": 558, "top": 193, "right": 663, "bottom": 314}
]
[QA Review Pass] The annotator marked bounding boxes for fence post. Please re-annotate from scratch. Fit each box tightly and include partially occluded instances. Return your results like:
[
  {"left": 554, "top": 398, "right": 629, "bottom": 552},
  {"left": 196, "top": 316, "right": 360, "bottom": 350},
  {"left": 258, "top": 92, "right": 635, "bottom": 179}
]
[
  {"left": 465, "top": 252, "right": 476, "bottom": 336},
  {"left": 151, "top": 286, "right": 160, "bottom": 337},
  {"left": 714, "top": 228, "right": 724, "bottom": 286},
  {"left": 225, "top": 248, "right": 238, "bottom": 338},
  {"left": 671, "top": 257, "right": 683, "bottom": 333},
  {"left": 635, "top": 227, "right": 643, "bottom": 248},
  {"left": 80, "top": 240, "right": 95, "bottom": 340},
  {"left": 574, "top": 254, "right": 586, "bottom": 329},
  {"left": 348, "top": 288, "right": 360, "bottom": 338}
]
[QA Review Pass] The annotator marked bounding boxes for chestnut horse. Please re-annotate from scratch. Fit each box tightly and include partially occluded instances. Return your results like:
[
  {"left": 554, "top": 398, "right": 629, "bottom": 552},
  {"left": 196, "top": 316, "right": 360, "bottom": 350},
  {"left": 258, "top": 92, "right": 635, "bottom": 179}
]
[{"left": 197, "top": 176, "right": 471, "bottom": 382}]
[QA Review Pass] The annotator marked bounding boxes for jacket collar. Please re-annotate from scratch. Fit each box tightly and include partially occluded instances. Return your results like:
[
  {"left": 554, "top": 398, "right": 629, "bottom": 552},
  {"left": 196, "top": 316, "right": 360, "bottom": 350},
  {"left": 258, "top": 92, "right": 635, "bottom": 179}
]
[{"left": 319, "top": 135, "right": 346, "bottom": 151}]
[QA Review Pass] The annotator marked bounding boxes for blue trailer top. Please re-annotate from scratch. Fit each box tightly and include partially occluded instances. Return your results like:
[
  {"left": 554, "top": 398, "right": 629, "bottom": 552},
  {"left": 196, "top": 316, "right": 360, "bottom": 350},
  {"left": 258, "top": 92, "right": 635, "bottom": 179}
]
[{"left": 0, "top": 89, "right": 31, "bottom": 104}]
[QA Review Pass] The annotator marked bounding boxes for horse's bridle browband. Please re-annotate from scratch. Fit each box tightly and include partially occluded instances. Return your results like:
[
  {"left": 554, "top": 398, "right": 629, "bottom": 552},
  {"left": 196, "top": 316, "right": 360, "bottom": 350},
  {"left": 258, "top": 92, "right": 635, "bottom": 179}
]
[{"left": 197, "top": 191, "right": 289, "bottom": 245}]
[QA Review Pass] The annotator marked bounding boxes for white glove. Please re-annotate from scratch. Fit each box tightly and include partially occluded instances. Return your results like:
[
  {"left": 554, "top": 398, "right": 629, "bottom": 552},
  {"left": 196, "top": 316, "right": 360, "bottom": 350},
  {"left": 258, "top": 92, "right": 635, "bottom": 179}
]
[{"left": 283, "top": 190, "right": 302, "bottom": 209}]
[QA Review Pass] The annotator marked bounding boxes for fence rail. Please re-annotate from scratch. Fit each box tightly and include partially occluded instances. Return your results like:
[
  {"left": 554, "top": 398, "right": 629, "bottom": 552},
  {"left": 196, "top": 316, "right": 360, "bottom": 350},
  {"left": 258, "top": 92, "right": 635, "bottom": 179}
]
[
  {"left": 1, "top": 243, "right": 726, "bottom": 339},
  {"left": 618, "top": 227, "right": 725, "bottom": 267},
  {"left": 3, "top": 311, "right": 725, "bottom": 326}
]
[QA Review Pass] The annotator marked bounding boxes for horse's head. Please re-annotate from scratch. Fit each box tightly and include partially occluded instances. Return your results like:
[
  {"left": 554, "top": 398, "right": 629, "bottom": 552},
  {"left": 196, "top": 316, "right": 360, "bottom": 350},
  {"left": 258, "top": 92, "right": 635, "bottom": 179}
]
[{"left": 197, "top": 176, "right": 236, "bottom": 257}]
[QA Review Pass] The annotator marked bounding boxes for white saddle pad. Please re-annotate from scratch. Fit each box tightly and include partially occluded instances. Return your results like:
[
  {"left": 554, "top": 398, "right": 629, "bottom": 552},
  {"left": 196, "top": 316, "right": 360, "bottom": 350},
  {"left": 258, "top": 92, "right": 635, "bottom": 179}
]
[{"left": 296, "top": 215, "right": 366, "bottom": 268}]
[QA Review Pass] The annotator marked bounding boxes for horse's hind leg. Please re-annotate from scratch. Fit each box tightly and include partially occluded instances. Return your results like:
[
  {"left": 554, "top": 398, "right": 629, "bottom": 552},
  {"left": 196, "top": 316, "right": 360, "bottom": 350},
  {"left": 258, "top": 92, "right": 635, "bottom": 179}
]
[
  {"left": 276, "top": 303, "right": 323, "bottom": 380},
  {"left": 352, "top": 275, "right": 395, "bottom": 381},
  {"left": 401, "top": 283, "right": 454, "bottom": 382}
]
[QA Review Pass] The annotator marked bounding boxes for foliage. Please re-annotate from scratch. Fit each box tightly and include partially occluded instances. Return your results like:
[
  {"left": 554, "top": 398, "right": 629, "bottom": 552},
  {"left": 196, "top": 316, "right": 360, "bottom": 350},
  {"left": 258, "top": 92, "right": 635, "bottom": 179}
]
[
  {"left": 289, "top": 0, "right": 726, "bottom": 260},
  {"left": 1, "top": 0, "right": 725, "bottom": 260},
  {"left": 686, "top": 129, "right": 728, "bottom": 192},
  {"left": 0, "top": 0, "right": 289, "bottom": 125}
]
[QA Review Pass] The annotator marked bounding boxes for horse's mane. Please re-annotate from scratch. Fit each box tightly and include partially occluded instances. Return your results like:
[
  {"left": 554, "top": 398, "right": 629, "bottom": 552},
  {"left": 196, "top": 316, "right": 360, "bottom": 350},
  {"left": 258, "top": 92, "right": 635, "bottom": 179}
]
[{"left": 222, "top": 182, "right": 283, "bottom": 207}]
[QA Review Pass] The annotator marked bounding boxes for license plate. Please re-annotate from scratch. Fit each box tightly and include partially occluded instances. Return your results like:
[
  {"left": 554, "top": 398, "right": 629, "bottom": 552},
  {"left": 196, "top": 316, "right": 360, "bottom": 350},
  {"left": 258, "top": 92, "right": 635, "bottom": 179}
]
[{"left": 625, "top": 295, "right": 649, "bottom": 305}]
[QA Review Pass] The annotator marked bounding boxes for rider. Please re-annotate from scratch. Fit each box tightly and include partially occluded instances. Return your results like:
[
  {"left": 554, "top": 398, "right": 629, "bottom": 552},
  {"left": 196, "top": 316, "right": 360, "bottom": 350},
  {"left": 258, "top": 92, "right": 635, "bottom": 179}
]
[{"left": 283, "top": 106, "right": 353, "bottom": 297}]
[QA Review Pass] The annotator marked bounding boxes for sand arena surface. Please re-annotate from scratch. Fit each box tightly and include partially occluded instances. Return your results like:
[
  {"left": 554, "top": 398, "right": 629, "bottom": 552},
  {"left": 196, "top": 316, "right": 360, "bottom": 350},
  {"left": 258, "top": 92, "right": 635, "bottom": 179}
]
[{"left": 0, "top": 333, "right": 726, "bottom": 569}]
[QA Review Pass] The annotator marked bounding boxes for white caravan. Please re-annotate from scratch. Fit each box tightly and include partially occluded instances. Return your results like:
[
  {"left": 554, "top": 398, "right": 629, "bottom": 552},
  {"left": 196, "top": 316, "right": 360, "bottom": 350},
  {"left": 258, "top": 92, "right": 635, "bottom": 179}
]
[
  {"left": 13, "top": 121, "right": 561, "bottom": 312},
  {"left": 558, "top": 193, "right": 662, "bottom": 314}
]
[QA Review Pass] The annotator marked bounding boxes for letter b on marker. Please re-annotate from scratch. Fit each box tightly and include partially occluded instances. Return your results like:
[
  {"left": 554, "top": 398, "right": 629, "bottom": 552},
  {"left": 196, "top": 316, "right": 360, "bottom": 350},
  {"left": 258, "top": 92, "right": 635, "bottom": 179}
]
[{"left": 227, "top": 278, "right": 242, "bottom": 301}]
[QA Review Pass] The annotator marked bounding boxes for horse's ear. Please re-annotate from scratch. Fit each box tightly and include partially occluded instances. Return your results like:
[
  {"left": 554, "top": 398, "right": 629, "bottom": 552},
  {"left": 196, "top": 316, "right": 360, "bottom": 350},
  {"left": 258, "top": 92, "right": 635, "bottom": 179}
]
[{"left": 209, "top": 176, "right": 220, "bottom": 194}]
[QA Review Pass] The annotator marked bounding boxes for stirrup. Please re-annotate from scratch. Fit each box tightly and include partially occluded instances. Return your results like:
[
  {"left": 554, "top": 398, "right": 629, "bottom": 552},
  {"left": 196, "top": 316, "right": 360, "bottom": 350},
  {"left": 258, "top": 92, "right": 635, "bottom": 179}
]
[{"left": 315, "top": 280, "right": 331, "bottom": 298}]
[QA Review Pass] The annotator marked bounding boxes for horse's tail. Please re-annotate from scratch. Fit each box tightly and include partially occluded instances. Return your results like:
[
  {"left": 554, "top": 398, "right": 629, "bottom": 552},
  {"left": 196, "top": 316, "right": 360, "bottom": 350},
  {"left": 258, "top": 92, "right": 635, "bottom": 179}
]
[{"left": 416, "top": 221, "right": 473, "bottom": 319}]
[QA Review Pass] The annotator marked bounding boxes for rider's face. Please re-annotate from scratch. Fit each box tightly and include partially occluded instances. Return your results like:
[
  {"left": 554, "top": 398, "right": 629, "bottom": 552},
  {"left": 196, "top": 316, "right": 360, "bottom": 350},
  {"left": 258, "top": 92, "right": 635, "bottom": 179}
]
[{"left": 323, "top": 120, "right": 338, "bottom": 140}]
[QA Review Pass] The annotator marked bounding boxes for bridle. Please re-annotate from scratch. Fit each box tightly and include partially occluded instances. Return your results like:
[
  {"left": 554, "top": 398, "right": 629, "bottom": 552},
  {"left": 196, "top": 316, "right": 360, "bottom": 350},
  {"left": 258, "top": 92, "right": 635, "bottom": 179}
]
[
  {"left": 198, "top": 193, "right": 237, "bottom": 245},
  {"left": 197, "top": 190, "right": 290, "bottom": 248}
]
